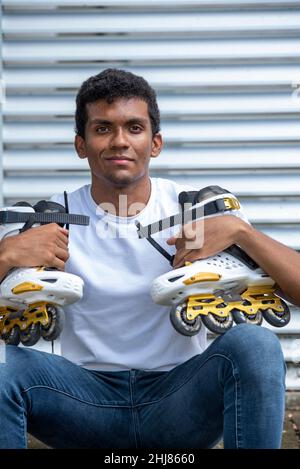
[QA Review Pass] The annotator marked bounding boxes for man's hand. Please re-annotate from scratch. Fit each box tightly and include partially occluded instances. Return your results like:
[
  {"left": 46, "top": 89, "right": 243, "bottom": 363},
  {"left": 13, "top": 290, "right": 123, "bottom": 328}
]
[
  {"left": 167, "top": 215, "right": 249, "bottom": 269},
  {"left": 0, "top": 223, "right": 69, "bottom": 278}
]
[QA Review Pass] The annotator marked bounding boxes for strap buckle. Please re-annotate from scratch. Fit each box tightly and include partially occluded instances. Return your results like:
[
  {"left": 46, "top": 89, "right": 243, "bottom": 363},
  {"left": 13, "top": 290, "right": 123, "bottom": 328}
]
[{"left": 223, "top": 197, "right": 240, "bottom": 211}]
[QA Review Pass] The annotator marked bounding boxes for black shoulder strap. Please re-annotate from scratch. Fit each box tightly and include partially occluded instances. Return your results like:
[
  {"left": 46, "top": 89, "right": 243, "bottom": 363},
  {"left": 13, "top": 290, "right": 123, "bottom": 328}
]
[{"left": 64, "top": 190, "right": 70, "bottom": 230}]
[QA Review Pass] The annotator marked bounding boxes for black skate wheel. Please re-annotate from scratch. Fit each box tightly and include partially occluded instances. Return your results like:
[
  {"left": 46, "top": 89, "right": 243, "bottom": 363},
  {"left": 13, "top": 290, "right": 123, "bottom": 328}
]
[
  {"left": 262, "top": 301, "right": 291, "bottom": 328},
  {"left": 41, "top": 305, "right": 65, "bottom": 341},
  {"left": 231, "top": 308, "right": 263, "bottom": 326},
  {"left": 20, "top": 323, "right": 41, "bottom": 347},
  {"left": 170, "top": 303, "right": 202, "bottom": 336},
  {"left": 2, "top": 325, "right": 21, "bottom": 346},
  {"left": 201, "top": 311, "right": 233, "bottom": 335}
]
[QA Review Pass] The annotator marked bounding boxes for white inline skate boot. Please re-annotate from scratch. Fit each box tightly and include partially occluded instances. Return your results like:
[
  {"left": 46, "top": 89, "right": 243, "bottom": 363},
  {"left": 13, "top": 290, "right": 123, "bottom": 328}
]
[
  {"left": 0, "top": 200, "right": 89, "bottom": 346},
  {"left": 138, "top": 186, "right": 290, "bottom": 336}
]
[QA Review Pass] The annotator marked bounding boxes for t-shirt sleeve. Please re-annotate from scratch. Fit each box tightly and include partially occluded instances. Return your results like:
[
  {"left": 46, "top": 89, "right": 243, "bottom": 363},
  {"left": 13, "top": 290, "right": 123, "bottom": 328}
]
[{"left": 50, "top": 193, "right": 64, "bottom": 205}]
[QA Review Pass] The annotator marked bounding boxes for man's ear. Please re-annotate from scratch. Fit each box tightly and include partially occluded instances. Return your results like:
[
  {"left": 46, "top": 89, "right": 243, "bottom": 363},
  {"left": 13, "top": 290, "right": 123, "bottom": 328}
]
[
  {"left": 75, "top": 135, "right": 87, "bottom": 159},
  {"left": 151, "top": 133, "right": 163, "bottom": 159}
]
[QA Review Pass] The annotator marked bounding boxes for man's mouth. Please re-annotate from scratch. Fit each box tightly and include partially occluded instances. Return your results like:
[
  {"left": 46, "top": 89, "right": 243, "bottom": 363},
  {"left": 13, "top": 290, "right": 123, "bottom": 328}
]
[{"left": 105, "top": 156, "right": 134, "bottom": 164}]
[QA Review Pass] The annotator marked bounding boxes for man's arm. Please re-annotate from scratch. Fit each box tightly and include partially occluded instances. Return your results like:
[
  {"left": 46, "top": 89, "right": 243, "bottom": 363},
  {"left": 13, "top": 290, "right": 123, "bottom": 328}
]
[
  {"left": 0, "top": 223, "right": 70, "bottom": 282},
  {"left": 167, "top": 215, "right": 300, "bottom": 307}
]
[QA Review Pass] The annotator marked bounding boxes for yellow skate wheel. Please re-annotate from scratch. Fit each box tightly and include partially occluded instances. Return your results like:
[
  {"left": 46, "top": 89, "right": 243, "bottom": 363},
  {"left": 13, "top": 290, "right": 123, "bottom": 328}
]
[
  {"left": 20, "top": 323, "right": 41, "bottom": 347},
  {"left": 201, "top": 311, "right": 233, "bottom": 335},
  {"left": 41, "top": 305, "right": 65, "bottom": 341},
  {"left": 262, "top": 301, "right": 290, "bottom": 327},
  {"left": 231, "top": 308, "right": 263, "bottom": 326},
  {"left": 170, "top": 302, "right": 202, "bottom": 336},
  {"left": 2, "top": 325, "right": 21, "bottom": 346}
]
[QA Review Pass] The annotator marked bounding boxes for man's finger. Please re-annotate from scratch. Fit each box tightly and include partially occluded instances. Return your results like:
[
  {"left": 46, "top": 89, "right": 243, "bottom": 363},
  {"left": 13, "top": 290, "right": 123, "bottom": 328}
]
[
  {"left": 166, "top": 228, "right": 182, "bottom": 245},
  {"left": 55, "top": 246, "right": 69, "bottom": 262},
  {"left": 57, "top": 232, "right": 69, "bottom": 246},
  {"left": 45, "top": 256, "right": 65, "bottom": 271},
  {"left": 173, "top": 250, "right": 205, "bottom": 269},
  {"left": 172, "top": 248, "right": 189, "bottom": 269},
  {"left": 55, "top": 239, "right": 69, "bottom": 250},
  {"left": 182, "top": 224, "right": 197, "bottom": 240},
  {"left": 166, "top": 236, "right": 176, "bottom": 246}
]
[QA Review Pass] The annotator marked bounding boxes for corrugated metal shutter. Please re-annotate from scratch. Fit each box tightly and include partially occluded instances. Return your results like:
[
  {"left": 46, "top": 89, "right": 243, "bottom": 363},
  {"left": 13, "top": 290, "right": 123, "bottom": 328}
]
[{"left": 1, "top": 0, "right": 300, "bottom": 389}]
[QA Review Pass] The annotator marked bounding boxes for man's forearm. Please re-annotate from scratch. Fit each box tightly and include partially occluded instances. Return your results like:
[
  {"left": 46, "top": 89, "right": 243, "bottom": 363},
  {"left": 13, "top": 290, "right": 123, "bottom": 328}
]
[
  {"left": 0, "top": 241, "right": 13, "bottom": 282},
  {"left": 237, "top": 222, "right": 300, "bottom": 306}
]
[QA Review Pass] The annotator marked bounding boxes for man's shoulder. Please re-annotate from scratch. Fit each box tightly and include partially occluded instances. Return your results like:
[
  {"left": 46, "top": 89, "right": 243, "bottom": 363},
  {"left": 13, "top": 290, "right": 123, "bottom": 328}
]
[
  {"left": 152, "top": 177, "right": 197, "bottom": 195},
  {"left": 50, "top": 184, "right": 90, "bottom": 205}
]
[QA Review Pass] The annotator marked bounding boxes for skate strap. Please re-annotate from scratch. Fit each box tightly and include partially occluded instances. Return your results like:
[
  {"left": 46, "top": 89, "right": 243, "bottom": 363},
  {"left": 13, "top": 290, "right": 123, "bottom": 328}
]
[
  {"left": 224, "top": 245, "right": 259, "bottom": 270},
  {"left": 136, "top": 197, "right": 237, "bottom": 239},
  {"left": 135, "top": 221, "right": 174, "bottom": 264},
  {"left": 0, "top": 211, "right": 89, "bottom": 226},
  {"left": 64, "top": 190, "right": 70, "bottom": 231}
]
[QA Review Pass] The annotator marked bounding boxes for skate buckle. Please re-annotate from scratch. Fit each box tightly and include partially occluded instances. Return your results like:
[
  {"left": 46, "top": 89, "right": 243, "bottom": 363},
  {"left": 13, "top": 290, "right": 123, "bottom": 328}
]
[
  {"left": 223, "top": 198, "right": 240, "bottom": 211},
  {"left": 183, "top": 272, "right": 220, "bottom": 285}
]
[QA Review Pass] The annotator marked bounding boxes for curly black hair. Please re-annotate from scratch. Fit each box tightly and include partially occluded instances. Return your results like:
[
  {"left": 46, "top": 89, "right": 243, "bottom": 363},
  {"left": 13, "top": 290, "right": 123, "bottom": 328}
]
[{"left": 75, "top": 68, "right": 160, "bottom": 138}]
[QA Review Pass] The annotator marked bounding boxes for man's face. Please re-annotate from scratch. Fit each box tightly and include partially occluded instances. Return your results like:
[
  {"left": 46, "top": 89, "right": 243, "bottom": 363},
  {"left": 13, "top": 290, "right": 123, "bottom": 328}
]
[{"left": 75, "top": 97, "right": 162, "bottom": 188}]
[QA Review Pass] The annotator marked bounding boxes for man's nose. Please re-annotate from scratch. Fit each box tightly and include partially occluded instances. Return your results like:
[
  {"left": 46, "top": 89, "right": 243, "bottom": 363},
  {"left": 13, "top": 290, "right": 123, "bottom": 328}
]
[{"left": 110, "top": 128, "right": 129, "bottom": 148}]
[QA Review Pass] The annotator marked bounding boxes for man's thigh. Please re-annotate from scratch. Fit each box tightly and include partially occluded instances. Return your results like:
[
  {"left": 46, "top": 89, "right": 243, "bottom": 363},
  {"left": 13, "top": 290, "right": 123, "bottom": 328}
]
[
  {"left": 135, "top": 324, "right": 285, "bottom": 449},
  {"left": 1, "top": 346, "right": 135, "bottom": 448}
]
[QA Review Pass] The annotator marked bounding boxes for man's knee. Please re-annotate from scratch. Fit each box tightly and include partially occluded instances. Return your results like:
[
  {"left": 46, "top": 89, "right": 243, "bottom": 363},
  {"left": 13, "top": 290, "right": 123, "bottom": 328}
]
[
  {"left": 215, "top": 324, "right": 285, "bottom": 376},
  {"left": 217, "top": 323, "right": 281, "bottom": 352},
  {"left": 0, "top": 345, "right": 45, "bottom": 388}
]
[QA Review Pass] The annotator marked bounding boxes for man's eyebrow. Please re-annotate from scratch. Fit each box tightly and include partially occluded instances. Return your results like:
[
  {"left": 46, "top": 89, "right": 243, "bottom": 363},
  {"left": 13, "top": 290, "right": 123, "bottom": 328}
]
[
  {"left": 89, "top": 117, "right": 148, "bottom": 125},
  {"left": 89, "top": 119, "right": 111, "bottom": 125},
  {"left": 126, "top": 118, "right": 148, "bottom": 124}
]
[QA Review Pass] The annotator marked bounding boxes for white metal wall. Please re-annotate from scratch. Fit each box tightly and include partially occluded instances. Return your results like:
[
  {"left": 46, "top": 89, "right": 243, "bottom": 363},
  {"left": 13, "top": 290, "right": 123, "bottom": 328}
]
[{"left": 1, "top": 0, "right": 300, "bottom": 388}]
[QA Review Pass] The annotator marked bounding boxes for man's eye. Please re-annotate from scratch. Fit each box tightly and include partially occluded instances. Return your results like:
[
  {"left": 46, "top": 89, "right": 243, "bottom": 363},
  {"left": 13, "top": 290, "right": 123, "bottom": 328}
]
[
  {"left": 130, "top": 125, "right": 143, "bottom": 132},
  {"left": 96, "top": 126, "right": 109, "bottom": 133}
]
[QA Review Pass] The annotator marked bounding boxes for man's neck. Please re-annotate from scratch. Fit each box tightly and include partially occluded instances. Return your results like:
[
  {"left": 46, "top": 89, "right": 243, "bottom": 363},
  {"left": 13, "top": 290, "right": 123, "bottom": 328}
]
[{"left": 91, "top": 177, "right": 151, "bottom": 217}]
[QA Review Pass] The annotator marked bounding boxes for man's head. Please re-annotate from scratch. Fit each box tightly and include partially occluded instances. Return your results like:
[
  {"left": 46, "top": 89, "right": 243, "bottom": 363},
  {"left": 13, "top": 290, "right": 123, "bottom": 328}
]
[
  {"left": 74, "top": 69, "right": 162, "bottom": 194},
  {"left": 75, "top": 68, "right": 160, "bottom": 139}
]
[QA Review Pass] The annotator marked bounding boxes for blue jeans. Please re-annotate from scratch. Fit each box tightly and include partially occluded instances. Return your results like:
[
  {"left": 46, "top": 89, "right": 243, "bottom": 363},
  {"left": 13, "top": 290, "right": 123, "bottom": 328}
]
[{"left": 0, "top": 324, "right": 285, "bottom": 449}]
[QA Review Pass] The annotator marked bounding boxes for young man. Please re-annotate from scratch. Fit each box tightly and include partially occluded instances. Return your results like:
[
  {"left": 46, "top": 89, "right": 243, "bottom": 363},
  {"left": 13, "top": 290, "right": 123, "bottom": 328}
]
[{"left": 0, "top": 69, "right": 299, "bottom": 449}]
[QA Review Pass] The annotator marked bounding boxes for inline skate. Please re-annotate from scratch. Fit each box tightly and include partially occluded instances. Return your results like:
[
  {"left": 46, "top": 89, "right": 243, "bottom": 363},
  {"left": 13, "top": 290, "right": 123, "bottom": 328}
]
[
  {"left": 137, "top": 186, "right": 291, "bottom": 336},
  {"left": 0, "top": 199, "right": 89, "bottom": 346}
]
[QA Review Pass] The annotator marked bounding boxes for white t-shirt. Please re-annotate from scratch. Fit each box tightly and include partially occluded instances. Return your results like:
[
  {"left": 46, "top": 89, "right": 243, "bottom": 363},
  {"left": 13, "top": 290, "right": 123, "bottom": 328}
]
[{"left": 51, "top": 177, "right": 241, "bottom": 371}]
